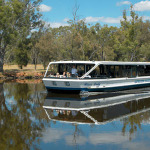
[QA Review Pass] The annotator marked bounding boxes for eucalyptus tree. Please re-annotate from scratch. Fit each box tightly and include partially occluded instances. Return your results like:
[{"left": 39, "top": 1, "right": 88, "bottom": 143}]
[
  {"left": 14, "top": 39, "right": 32, "bottom": 69},
  {"left": 35, "top": 31, "right": 56, "bottom": 69},
  {"left": 76, "top": 20, "right": 90, "bottom": 60},
  {"left": 88, "top": 23, "right": 117, "bottom": 61},
  {"left": 67, "top": 4, "right": 85, "bottom": 60},
  {"left": 120, "top": 6, "right": 144, "bottom": 61},
  {"left": 97, "top": 25, "right": 116, "bottom": 60},
  {"left": 30, "top": 28, "right": 44, "bottom": 70},
  {"left": 0, "top": 0, "right": 42, "bottom": 72},
  {"left": 51, "top": 26, "right": 73, "bottom": 60},
  {"left": 137, "top": 20, "right": 150, "bottom": 61},
  {"left": 87, "top": 24, "right": 100, "bottom": 60}
]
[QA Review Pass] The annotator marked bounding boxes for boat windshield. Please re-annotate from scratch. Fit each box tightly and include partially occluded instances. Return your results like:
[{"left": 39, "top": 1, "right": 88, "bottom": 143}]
[{"left": 45, "top": 63, "right": 95, "bottom": 78}]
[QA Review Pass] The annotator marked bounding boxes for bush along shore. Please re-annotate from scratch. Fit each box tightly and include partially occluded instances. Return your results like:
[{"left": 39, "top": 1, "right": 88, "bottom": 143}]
[{"left": 0, "top": 71, "right": 44, "bottom": 80}]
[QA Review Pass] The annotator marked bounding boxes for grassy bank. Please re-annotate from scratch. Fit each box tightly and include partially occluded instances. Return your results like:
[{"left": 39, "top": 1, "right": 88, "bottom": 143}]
[
  {"left": 0, "top": 64, "right": 45, "bottom": 79},
  {"left": 4, "top": 64, "right": 44, "bottom": 71}
]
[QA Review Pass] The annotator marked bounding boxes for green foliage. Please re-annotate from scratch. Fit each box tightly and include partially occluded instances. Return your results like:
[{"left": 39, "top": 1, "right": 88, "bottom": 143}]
[
  {"left": 118, "top": 5, "right": 150, "bottom": 61},
  {"left": 1, "top": 2, "right": 150, "bottom": 70},
  {"left": 29, "top": 29, "right": 44, "bottom": 70},
  {"left": 34, "top": 9, "right": 150, "bottom": 63},
  {"left": 0, "top": 0, "right": 42, "bottom": 72},
  {"left": 14, "top": 41, "right": 29, "bottom": 69},
  {"left": 35, "top": 31, "right": 56, "bottom": 69}
]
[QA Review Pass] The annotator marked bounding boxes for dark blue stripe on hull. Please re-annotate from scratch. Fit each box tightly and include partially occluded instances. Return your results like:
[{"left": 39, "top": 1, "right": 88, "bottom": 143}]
[
  {"left": 46, "top": 83, "right": 150, "bottom": 92},
  {"left": 46, "top": 87, "right": 86, "bottom": 93}
]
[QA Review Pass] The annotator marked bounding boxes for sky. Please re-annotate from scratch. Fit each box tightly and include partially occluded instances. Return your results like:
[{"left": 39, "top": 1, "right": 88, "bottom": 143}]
[{"left": 38, "top": 0, "right": 150, "bottom": 28}]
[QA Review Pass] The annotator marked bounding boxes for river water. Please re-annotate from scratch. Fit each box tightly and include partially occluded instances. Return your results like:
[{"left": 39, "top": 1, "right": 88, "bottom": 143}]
[{"left": 1, "top": 81, "right": 150, "bottom": 150}]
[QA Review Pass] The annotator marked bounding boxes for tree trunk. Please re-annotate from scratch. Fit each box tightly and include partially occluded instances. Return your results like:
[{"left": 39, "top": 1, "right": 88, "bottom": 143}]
[
  {"left": 35, "top": 63, "right": 37, "bottom": 70},
  {"left": 0, "top": 83, "right": 4, "bottom": 105},
  {"left": 0, "top": 52, "right": 4, "bottom": 73},
  {"left": 34, "top": 58, "right": 37, "bottom": 70},
  {"left": 130, "top": 49, "right": 134, "bottom": 61},
  {"left": 101, "top": 44, "right": 104, "bottom": 61},
  {"left": 71, "top": 39, "right": 74, "bottom": 60},
  {"left": 44, "top": 62, "right": 46, "bottom": 70},
  {"left": 101, "top": 48, "right": 104, "bottom": 61},
  {"left": 20, "top": 65, "right": 23, "bottom": 69},
  {"left": 81, "top": 39, "right": 85, "bottom": 60},
  {"left": 0, "top": 43, "right": 6, "bottom": 73}
]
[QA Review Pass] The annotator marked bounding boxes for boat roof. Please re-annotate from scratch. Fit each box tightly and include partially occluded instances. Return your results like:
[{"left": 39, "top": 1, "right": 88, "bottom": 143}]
[
  {"left": 50, "top": 61, "right": 96, "bottom": 64},
  {"left": 50, "top": 61, "right": 150, "bottom": 65}
]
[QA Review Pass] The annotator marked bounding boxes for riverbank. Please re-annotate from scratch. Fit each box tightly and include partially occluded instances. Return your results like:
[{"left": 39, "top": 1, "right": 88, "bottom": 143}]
[{"left": 0, "top": 64, "right": 45, "bottom": 80}]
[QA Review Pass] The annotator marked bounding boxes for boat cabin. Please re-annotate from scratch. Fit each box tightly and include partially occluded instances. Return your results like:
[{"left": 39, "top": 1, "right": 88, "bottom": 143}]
[{"left": 44, "top": 61, "right": 150, "bottom": 79}]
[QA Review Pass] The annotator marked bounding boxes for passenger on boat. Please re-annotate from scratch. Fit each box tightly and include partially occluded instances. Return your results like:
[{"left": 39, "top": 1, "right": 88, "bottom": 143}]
[
  {"left": 67, "top": 110, "right": 71, "bottom": 115},
  {"left": 67, "top": 72, "right": 71, "bottom": 78},
  {"left": 49, "top": 73, "right": 54, "bottom": 77},
  {"left": 72, "top": 110, "right": 78, "bottom": 117},
  {"left": 56, "top": 73, "right": 60, "bottom": 78},
  {"left": 63, "top": 72, "right": 66, "bottom": 78},
  {"left": 71, "top": 65, "right": 78, "bottom": 77}
]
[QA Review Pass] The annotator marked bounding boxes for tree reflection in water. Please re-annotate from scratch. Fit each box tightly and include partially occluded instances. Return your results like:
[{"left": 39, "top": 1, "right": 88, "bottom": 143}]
[
  {"left": 121, "top": 99, "right": 150, "bottom": 140},
  {"left": 0, "top": 81, "right": 49, "bottom": 150}
]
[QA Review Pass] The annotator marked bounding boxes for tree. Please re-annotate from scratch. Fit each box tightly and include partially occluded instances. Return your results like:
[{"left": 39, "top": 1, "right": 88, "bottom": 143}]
[
  {"left": 30, "top": 29, "right": 44, "bottom": 70},
  {"left": 0, "top": 0, "right": 42, "bottom": 72},
  {"left": 119, "top": 6, "right": 144, "bottom": 61},
  {"left": 88, "top": 23, "right": 117, "bottom": 61},
  {"left": 67, "top": 3, "right": 81, "bottom": 60},
  {"left": 14, "top": 40, "right": 29, "bottom": 69},
  {"left": 36, "top": 31, "right": 56, "bottom": 69}
]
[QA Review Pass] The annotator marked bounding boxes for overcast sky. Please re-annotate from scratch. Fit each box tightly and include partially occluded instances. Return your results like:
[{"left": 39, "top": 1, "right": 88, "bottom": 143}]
[{"left": 38, "top": 0, "right": 150, "bottom": 28}]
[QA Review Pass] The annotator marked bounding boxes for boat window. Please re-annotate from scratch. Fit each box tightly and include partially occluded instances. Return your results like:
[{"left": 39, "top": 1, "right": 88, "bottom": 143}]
[
  {"left": 132, "top": 66, "right": 137, "bottom": 77},
  {"left": 89, "top": 65, "right": 108, "bottom": 78},
  {"left": 145, "top": 65, "right": 150, "bottom": 76},
  {"left": 46, "top": 64, "right": 59, "bottom": 77},
  {"left": 108, "top": 65, "right": 115, "bottom": 78},
  {"left": 58, "top": 64, "right": 95, "bottom": 78},
  {"left": 99, "top": 65, "right": 108, "bottom": 78},
  {"left": 89, "top": 65, "right": 138, "bottom": 79},
  {"left": 138, "top": 65, "right": 144, "bottom": 76},
  {"left": 138, "top": 65, "right": 150, "bottom": 76},
  {"left": 121, "top": 65, "right": 137, "bottom": 78},
  {"left": 76, "top": 65, "right": 85, "bottom": 77},
  {"left": 86, "top": 65, "right": 94, "bottom": 72},
  {"left": 59, "top": 64, "right": 72, "bottom": 74},
  {"left": 46, "top": 63, "right": 95, "bottom": 78},
  {"left": 45, "top": 63, "right": 150, "bottom": 78},
  {"left": 89, "top": 66, "right": 100, "bottom": 78},
  {"left": 114, "top": 66, "right": 123, "bottom": 78},
  {"left": 123, "top": 65, "right": 132, "bottom": 77}
]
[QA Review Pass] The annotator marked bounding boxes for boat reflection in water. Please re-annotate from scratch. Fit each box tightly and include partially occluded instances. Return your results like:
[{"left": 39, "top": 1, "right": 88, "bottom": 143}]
[{"left": 43, "top": 88, "right": 150, "bottom": 125}]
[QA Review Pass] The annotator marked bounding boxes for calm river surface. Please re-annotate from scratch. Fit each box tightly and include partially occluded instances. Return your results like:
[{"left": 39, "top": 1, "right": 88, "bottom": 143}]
[{"left": 1, "top": 81, "right": 150, "bottom": 150}]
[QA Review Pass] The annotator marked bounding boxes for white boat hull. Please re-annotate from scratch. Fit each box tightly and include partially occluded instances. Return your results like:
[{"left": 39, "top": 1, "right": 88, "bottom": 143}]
[{"left": 42, "top": 76, "right": 150, "bottom": 92}]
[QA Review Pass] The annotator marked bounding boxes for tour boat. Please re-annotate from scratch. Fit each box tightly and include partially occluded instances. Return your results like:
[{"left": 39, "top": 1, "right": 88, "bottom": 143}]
[{"left": 42, "top": 61, "right": 150, "bottom": 92}]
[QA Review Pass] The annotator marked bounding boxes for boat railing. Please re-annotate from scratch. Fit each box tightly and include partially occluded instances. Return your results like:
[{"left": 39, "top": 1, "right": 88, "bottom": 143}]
[{"left": 44, "top": 75, "right": 109, "bottom": 79}]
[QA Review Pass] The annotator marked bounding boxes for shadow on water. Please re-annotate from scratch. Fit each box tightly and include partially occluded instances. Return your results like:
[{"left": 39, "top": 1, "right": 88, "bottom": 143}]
[{"left": 1, "top": 81, "right": 150, "bottom": 149}]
